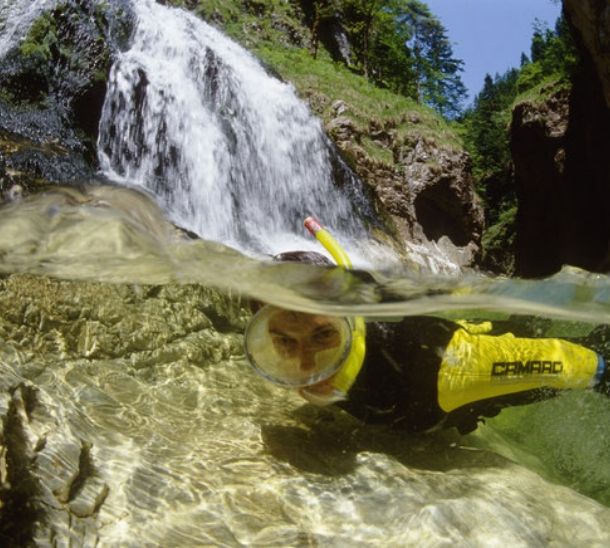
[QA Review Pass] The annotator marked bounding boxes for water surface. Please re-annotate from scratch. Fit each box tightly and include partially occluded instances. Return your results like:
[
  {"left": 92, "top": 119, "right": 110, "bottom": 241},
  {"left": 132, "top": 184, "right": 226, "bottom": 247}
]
[{"left": 0, "top": 185, "right": 609, "bottom": 545}]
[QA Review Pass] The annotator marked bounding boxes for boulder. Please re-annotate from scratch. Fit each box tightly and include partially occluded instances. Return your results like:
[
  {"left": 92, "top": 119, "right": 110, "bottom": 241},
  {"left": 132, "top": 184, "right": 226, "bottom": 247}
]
[{"left": 327, "top": 110, "right": 484, "bottom": 270}]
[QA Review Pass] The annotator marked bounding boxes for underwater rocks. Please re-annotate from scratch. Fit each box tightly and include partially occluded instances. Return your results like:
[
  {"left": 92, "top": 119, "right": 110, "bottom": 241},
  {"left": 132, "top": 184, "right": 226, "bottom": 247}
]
[
  {"left": 0, "top": 273, "right": 610, "bottom": 544},
  {"left": 0, "top": 373, "right": 109, "bottom": 545},
  {"left": 0, "top": 275, "right": 247, "bottom": 545},
  {"left": 0, "top": 0, "right": 134, "bottom": 191},
  {"left": 0, "top": 274, "right": 247, "bottom": 366}
]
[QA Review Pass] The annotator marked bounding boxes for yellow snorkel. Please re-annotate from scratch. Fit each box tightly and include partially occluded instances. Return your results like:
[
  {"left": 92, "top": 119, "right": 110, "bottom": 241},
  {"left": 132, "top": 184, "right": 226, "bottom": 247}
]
[
  {"left": 303, "top": 217, "right": 366, "bottom": 400},
  {"left": 304, "top": 217, "right": 353, "bottom": 268}
]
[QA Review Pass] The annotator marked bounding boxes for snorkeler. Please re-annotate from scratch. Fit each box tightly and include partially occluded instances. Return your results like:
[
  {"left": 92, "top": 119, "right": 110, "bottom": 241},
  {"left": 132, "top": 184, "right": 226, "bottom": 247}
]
[{"left": 244, "top": 218, "right": 609, "bottom": 434}]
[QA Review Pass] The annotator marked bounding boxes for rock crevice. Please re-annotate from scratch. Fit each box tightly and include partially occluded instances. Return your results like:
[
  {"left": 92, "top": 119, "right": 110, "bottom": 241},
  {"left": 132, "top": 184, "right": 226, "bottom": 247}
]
[{"left": 511, "top": 1, "right": 610, "bottom": 276}]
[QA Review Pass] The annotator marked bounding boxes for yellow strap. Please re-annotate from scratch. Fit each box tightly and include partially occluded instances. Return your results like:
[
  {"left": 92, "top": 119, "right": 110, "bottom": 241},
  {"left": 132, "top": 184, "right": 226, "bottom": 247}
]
[
  {"left": 455, "top": 320, "right": 493, "bottom": 334},
  {"left": 331, "top": 317, "right": 366, "bottom": 393},
  {"left": 438, "top": 329, "right": 600, "bottom": 412}
]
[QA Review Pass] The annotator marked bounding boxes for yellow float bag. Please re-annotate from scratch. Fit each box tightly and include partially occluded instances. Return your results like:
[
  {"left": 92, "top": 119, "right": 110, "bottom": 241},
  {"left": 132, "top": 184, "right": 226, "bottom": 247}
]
[{"left": 438, "top": 326, "right": 600, "bottom": 412}]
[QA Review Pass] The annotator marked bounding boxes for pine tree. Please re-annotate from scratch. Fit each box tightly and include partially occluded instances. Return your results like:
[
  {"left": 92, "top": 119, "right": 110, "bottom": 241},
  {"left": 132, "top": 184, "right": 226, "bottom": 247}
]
[
  {"left": 341, "top": 0, "right": 388, "bottom": 77},
  {"left": 465, "top": 70, "right": 518, "bottom": 182},
  {"left": 337, "top": 0, "right": 467, "bottom": 117},
  {"left": 420, "top": 17, "right": 466, "bottom": 117},
  {"left": 398, "top": 0, "right": 467, "bottom": 117}
]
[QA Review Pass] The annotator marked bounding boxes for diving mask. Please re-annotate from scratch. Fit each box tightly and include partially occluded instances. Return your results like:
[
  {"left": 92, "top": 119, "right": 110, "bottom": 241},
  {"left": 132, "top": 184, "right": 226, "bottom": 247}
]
[{"left": 244, "top": 305, "right": 353, "bottom": 387}]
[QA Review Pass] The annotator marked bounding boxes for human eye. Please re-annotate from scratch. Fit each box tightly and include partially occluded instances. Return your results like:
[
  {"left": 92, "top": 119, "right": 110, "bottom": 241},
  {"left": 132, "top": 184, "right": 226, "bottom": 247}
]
[
  {"left": 271, "top": 334, "right": 297, "bottom": 351},
  {"left": 313, "top": 326, "right": 339, "bottom": 344}
]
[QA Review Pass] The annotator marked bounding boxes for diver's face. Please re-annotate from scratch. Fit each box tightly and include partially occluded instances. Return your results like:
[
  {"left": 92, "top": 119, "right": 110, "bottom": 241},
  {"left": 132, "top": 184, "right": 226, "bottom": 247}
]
[{"left": 267, "top": 310, "right": 342, "bottom": 371}]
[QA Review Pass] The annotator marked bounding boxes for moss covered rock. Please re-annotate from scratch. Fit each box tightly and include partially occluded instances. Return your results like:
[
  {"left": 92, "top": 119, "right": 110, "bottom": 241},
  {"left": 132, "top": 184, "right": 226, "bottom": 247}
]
[{"left": 0, "top": 0, "right": 134, "bottom": 191}]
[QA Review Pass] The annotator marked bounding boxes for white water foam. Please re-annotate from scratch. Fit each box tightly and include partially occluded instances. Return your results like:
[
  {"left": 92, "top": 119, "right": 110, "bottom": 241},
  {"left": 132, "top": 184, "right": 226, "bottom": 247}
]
[{"left": 98, "top": 0, "right": 373, "bottom": 259}]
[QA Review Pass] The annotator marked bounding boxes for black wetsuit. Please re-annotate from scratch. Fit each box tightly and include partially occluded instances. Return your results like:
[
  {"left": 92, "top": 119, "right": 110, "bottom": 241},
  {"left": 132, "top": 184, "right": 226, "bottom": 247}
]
[{"left": 338, "top": 317, "right": 610, "bottom": 434}]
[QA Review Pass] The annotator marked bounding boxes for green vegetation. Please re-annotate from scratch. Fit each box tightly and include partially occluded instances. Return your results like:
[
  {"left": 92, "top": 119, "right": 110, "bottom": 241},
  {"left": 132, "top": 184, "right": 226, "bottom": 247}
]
[
  {"left": 162, "top": 0, "right": 463, "bottom": 169},
  {"left": 310, "top": 0, "right": 467, "bottom": 117},
  {"left": 463, "top": 14, "right": 578, "bottom": 183},
  {"left": 255, "top": 45, "right": 461, "bottom": 152},
  {"left": 480, "top": 205, "right": 517, "bottom": 274},
  {"left": 516, "top": 16, "right": 578, "bottom": 93},
  {"left": 20, "top": 12, "right": 58, "bottom": 60},
  {"left": 19, "top": 2, "right": 110, "bottom": 84},
  {"left": 169, "top": 0, "right": 466, "bottom": 118},
  {"left": 164, "top": 0, "right": 464, "bottom": 168}
]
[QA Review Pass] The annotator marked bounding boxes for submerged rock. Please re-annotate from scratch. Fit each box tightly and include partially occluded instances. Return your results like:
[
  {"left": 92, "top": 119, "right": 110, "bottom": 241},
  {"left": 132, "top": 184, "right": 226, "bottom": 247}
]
[
  {"left": 0, "top": 274, "right": 247, "bottom": 543},
  {"left": 0, "top": 273, "right": 609, "bottom": 545}
]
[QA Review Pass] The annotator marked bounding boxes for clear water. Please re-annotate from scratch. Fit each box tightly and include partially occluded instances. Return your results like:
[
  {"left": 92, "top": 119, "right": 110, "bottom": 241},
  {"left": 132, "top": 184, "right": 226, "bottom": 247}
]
[
  {"left": 0, "top": 186, "right": 608, "bottom": 544},
  {"left": 1, "top": 185, "right": 608, "bottom": 323}
]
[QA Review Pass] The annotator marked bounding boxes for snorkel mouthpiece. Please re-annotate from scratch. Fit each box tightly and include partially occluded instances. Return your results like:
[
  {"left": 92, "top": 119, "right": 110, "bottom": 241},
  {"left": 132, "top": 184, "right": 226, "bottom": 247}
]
[
  {"left": 301, "top": 217, "right": 366, "bottom": 401},
  {"left": 304, "top": 216, "right": 322, "bottom": 235}
]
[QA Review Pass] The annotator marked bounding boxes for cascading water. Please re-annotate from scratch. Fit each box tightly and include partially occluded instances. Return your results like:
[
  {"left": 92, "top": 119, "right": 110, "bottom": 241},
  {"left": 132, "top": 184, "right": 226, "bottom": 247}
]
[{"left": 98, "top": 0, "right": 373, "bottom": 258}]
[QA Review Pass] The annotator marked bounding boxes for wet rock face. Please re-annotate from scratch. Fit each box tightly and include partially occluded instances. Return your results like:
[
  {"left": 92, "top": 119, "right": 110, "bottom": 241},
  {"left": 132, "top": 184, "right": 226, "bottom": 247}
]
[
  {"left": 326, "top": 104, "right": 484, "bottom": 267},
  {"left": 0, "top": 0, "right": 134, "bottom": 191},
  {"left": 564, "top": 0, "right": 610, "bottom": 107},
  {"left": 511, "top": 89, "right": 571, "bottom": 276},
  {"left": 511, "top": 4, "right": 610, "bottom": 277}
]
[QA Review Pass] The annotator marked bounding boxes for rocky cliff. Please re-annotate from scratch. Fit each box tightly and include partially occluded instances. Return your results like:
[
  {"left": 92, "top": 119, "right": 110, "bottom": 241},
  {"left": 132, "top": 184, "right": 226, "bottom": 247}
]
[
  {"left": 564, "top": 0, "right": 610, "bottom": 106},
  {"left": 0, "top": 0, "right": 134, "bottom": 192},
  {"left": 511, "top": 0, "right": 610, "bottom": 277},
  {"left": 325, "top": 102, "right": 483, "bottom": 269}
]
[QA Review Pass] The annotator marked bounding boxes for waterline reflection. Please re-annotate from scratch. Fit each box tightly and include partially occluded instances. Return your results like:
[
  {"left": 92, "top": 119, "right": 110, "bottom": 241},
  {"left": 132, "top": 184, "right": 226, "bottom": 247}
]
[{"left": 0, "top": 184, "right": 608, "bottom": 324}]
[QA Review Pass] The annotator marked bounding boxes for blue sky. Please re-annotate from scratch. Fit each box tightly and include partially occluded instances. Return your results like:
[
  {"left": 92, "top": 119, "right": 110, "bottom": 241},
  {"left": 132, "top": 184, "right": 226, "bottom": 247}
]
[{"left": 425, "top": 0, "right": 562, "bottom": 105}]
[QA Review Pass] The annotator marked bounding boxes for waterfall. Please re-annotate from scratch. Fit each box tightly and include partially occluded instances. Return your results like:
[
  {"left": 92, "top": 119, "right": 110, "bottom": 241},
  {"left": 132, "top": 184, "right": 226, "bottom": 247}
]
[{"left": 98, "top": 0, "right": 372, "bottom": 257}]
